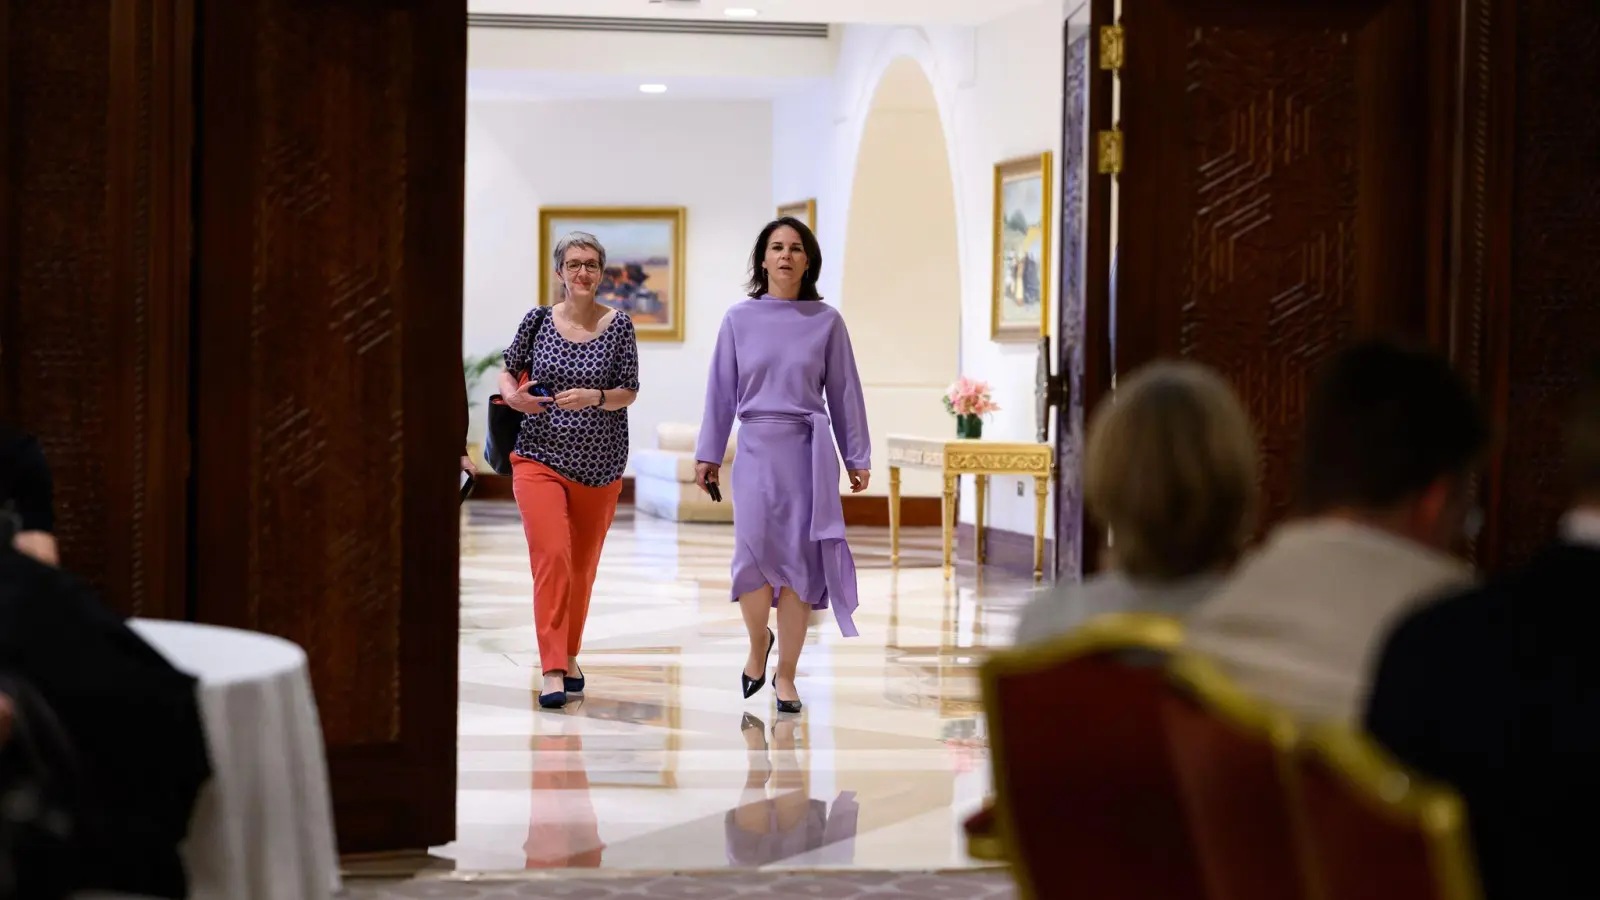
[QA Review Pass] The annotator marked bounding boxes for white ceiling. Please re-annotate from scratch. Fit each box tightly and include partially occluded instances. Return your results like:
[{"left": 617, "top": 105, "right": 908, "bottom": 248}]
[
  {"left": 469, "top": 69, "right": 829, "bottom": 101},
  {"left": 467, "top": 0, "right": 1049, "bottom": 27}
]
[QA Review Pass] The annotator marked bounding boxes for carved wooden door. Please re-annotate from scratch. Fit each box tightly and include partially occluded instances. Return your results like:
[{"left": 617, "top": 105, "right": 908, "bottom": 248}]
[
  {"left": 1098, "top": 0, "right": 1457, "bottom": 527},
  {"left": 189, "top": 0, "right": 466, "bottom": 853},
  {"left": 0, "top": 0, "right": 194, "bottom": 620}
]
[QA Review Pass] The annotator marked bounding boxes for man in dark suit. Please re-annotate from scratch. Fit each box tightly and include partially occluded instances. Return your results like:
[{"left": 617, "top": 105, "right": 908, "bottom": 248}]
[{"left": 1365, "top": 356, "right": 1600, "bottom": 899}]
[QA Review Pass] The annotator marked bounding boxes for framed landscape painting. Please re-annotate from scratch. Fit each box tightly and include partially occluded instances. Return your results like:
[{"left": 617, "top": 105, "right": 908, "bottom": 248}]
[
  {"left": 990, "top": 152, "right": 1053, "bottom": 341},
  {"left": 776, "top": 198, "right": 816, "bottom": 232},
  {"left": 538, "top": 206, "right": 687, "bottom": 342}
]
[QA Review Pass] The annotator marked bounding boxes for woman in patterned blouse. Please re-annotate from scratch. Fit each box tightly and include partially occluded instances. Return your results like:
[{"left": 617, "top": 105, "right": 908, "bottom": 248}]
[{"left": 499, "top": 231, "right": 641, "bottom": 709}]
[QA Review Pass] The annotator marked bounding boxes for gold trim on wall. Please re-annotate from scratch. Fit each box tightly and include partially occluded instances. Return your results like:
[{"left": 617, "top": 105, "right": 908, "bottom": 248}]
[
  {"left": 537, "top": 205, "right": 688, "bottom": 343},
  {"left": 776, "top": 198, "right": 817, "bottom": 233},
  {"left": 990, "top": 152, "right": 1053, "bottom": 342}
]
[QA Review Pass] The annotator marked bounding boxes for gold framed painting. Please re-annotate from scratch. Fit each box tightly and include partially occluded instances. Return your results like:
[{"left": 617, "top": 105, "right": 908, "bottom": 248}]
[
  {"left": 538, "top": 206, "right": 687, "bottom": 342},
  {"left": 990, "top": 152, "right": 1053, "bottom": 342},
  {"left": 776, "top": 198, "right": 817, "bottom": 232}
]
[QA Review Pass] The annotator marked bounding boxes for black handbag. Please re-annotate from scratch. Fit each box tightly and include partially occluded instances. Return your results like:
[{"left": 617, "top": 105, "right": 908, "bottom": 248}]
[{"left": 483, "top": 307, "right": 548, "bottom": 476}]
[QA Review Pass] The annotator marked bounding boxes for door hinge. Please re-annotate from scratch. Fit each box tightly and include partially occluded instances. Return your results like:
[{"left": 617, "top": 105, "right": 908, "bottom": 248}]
[
  {"left": 1096, "top": 128, "right": 1124, "bottom": 175},
  {"left": 1099, "top": 24, "right": 1124, "bottom": 70}
]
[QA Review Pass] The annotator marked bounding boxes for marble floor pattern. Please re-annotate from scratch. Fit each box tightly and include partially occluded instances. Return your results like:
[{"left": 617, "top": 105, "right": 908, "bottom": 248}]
[{"left": 355, "top": 501, "right": 1044, "bottom": 883}]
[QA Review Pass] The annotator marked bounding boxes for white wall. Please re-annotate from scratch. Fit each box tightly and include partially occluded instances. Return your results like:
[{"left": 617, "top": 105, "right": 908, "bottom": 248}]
[
  {"left": 838, "top": 59, "right": 962, "bottom": 499},
  {"left": 463, "top": 99, "right": 774, "bottom": 468},
  {"left": 817, "top": 1, "right": 1065, "bottom": 536}
]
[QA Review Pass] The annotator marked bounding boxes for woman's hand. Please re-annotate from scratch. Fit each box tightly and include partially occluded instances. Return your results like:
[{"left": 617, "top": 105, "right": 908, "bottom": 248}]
[
  {"left": 461, "top": 453, "right": 477, "bottom": 476},
  {"left": 503, "top": 384, "right": 551, "bottom": 415},
  {"left": 848, "top": 470, "right": 871, "bottom": 493},
  {"left": 554, "top": 388, "right": 602, "bottom": 411},
  {"left": 695, "top": 462, "right": 721, "bottom": 495}
]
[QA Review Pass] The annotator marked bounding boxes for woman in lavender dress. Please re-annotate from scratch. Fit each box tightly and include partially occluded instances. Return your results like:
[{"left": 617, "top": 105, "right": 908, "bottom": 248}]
[{"left": 694, "top": 218, "right": 872, "bottom": 715}]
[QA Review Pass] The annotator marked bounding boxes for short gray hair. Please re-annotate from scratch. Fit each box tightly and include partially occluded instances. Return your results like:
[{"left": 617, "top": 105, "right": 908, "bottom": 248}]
[{"left": 554, "top": 231, "right": 607, "bottom": 272}]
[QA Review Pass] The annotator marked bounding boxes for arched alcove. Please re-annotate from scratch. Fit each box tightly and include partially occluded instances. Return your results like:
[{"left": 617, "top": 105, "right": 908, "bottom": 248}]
[{"left": 838, "top": 56, "right": 962, "bottom": 499}]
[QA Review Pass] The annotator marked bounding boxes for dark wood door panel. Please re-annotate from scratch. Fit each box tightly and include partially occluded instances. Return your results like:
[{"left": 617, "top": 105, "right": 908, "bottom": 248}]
[
  {"left": 1114, "top": 0, "right": 1452, "bottom": 524},
  {"left": 0, "top": 0, "right": 193, "bottom": 619},
  {"left": 192, "top": 0, "right": 464, "bottom": 853},
  {"left": 1477, "top": 0, "right": 1600, "bottom": 568}
]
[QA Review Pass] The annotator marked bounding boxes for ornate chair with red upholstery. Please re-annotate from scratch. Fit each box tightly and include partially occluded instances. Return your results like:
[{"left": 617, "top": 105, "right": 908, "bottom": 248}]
[
  {"left": 1291, "top": 724, "right": 1482, "bottom": 900},
  {"left": 980, "top": 613, "right": 1206, "bottom": 900},
  {"left": 1160, "top": 651, "right": 1313, "bottom": 900}
]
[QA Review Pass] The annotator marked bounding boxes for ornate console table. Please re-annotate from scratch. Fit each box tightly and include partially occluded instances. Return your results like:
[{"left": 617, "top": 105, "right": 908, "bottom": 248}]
[{"left": 885, "top": 436, "right": 1054, "bottom": 581}]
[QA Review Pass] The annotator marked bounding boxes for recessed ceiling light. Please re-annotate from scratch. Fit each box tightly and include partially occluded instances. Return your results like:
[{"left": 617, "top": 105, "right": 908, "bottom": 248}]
[
  {"left": 724, "top": 7, "right": 759, "bottom": 17},
  {"left": 639, "top": 83, "right": 668, "bottom": 94}
]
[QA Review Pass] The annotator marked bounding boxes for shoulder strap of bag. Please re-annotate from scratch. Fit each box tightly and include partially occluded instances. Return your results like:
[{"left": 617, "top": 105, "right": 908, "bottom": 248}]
[{"left": 520, "top": 306, "right": 551, "bottom": 382}]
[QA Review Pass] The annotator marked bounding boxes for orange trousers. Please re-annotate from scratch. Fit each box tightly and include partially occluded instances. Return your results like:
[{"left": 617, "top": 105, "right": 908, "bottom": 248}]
[{"left": 511, "top": 455, "right": 622, "bottom": 675}]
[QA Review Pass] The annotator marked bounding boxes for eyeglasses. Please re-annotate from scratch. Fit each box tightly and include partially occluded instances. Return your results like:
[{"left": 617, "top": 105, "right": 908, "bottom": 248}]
[{"left": 563, "top": 260, "right": 602, "bottom": 273}]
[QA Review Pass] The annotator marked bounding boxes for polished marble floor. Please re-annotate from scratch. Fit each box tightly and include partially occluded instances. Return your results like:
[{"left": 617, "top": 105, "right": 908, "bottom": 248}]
[{"left": 429, "top": 501, "right": 1044, "bottom": 874}]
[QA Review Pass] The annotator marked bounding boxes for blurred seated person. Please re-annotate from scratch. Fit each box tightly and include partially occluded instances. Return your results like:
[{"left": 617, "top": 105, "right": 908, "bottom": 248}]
[
  {"left": 0, "top": 547, "right": 211, "bottom": 898},
  {"left": 1185, "top": 340, "right": 1488, "bottom": 723},
  {"left": 1014, "top": 361, "right": 1259, "bottom": 645},
  {"left": 0, "top": 434, "right": 210, "bottom": 897},
  {"left": 0, "top": 421, "right": 56, "bottom": 565},
  {"left": 1364, "top": 356, "right": 1600, "bottom": 900}
]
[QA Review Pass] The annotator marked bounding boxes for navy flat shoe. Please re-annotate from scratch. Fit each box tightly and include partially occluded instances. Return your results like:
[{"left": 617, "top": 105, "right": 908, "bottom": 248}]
[
  {"left": 565, "top": 665, "right": 585, "bottom": 694},
  {"left": 539, "top": 690, "right": 567, "bottom": 709}
]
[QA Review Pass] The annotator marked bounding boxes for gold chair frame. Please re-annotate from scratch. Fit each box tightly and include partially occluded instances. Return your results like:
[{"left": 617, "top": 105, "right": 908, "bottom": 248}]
[
  {"left": 1296, "top": 723, "right": 1484, "bottom": 900},
  {"left": 1164, "top": 651, "right": 1315, "bottom": 899},
  {"left": 976, "top": 612, "right": 1186, "bottom": 900}
]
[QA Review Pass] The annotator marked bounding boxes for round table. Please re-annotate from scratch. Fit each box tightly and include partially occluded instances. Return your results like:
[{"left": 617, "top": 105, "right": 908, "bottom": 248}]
[{"left": 127, "top": 619, "right": 341, "bottom": 900}]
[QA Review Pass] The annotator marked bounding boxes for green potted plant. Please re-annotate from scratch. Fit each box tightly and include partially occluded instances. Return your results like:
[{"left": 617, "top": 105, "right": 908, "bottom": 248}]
[{"left": 463, "top": 349, "right": 503, "bottom": 462}]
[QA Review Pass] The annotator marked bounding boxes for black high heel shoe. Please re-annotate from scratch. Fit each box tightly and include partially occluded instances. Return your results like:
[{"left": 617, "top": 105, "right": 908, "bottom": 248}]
[
  {"left": 740, "top": 712, "right": 772, "bottom": 786},
  {"left": 742, "top": 628, "right": 775, "bottom": 699},
  {"left": 773, "top": 677, "right": 803, "bottom": 715}
]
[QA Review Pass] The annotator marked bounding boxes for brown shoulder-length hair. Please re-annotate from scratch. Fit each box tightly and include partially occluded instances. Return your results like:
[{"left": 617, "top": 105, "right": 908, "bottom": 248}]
[{"left": 746, "top": 216, "right": 823, "bottom": 301}]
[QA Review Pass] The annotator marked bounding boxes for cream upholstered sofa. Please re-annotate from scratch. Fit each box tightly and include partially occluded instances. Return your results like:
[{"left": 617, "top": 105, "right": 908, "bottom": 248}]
[{"left": 633, "top": 423, "right": 735, "bottom": 523}]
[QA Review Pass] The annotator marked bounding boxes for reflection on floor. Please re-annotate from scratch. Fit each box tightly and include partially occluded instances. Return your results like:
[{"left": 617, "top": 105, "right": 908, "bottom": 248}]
[
  {"left": 373, "top": 502, "right": 1043, "bottom": 878},
  {"left": 344, "top": 870, "right": 1017, "bottom": 898}
]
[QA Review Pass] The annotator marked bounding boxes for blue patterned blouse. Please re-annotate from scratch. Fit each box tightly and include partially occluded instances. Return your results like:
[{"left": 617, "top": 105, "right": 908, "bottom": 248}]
[{"left": 502, "top": 307, "right": 640, "bottom": 487}]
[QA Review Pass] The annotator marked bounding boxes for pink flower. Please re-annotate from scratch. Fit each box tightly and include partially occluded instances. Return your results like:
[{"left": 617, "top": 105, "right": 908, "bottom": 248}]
[{"left": 944, "top": 378, "right": 999, "bottom": 417}]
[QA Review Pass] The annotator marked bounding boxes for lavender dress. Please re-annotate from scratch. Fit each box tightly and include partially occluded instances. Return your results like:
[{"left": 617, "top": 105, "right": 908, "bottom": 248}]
[{"left": 696, "top": 295, "right": 872, "bottom": 636}]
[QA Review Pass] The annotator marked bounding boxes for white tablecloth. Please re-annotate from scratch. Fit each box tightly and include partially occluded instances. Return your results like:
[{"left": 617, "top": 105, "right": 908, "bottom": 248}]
[{"left": 128, "top": 619, "right": 341, "bottom": 900}]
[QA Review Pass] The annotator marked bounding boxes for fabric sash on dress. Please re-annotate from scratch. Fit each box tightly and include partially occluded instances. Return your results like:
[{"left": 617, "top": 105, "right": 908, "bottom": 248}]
[{"left": 740, "top": 412, "right": 861, "bottom": 637}]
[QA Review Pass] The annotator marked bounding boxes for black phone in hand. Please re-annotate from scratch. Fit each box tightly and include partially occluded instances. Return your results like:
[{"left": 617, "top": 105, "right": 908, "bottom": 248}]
[
  {"left": 528, "top": 383, "right": 553, "bottom": 399},
  {"left": 706, "top": 481, "right": 722, "bottom": 503}
]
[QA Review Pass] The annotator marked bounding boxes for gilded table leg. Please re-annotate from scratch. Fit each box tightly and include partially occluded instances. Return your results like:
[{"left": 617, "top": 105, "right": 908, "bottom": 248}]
[
  {"left": 942, "top": 473, "right": 958, "bottom": 581},
  {"left": 975, "top": 474, "right": 987, "bottom": 565},
  {"left": 1033, "top": 474, "right": 1049, "bottom": 582},
  {"left": 888, "top": 466, "right": 902, "bottom": 564}
]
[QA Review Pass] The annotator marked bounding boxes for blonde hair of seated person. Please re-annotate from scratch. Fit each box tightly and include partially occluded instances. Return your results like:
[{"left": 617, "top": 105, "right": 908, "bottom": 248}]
[{"left": 1087, "top": 361, "right": 1261, "bottom": 579}]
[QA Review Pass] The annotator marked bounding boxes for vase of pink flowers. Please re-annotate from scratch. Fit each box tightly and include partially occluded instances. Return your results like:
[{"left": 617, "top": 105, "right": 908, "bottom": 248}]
[{"left": 943, "top": 377, "right": 999, "bottom": 439}]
